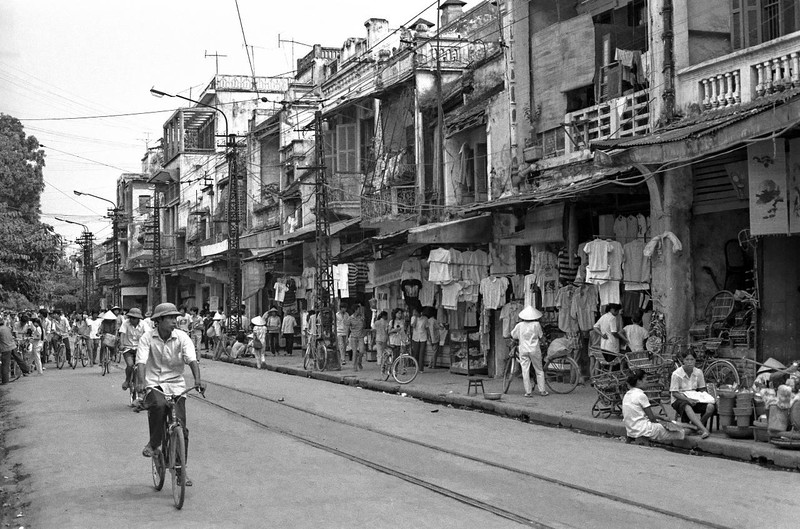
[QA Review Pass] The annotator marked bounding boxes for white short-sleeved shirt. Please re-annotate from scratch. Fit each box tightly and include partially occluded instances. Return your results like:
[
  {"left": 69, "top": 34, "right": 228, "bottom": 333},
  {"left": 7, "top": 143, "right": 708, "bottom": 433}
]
[
  {"left": 623, "top": 324, "right": 649, "bottom": 352},
  {"left": 622, "top": 387, "right": 658, "bottom": 438},
  {"left": 510, "top": 320, "right": 543, "bottom": 355},
  {"left": 594, "top": 312, "right": 620, "bottom": 352},
  {"left": 669, "top": 366, "right": 706, "bottom": 404},
  {"left": 136, "top": 329, "right": 197, "bottom": 395}
]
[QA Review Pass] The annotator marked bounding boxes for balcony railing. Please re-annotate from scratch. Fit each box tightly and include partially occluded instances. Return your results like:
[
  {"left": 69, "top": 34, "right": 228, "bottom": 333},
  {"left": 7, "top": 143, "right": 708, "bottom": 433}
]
[
  {"left": 361, "top": 185, "right": 420, "bottom": 219},
  {"left": 563, "top": 89, "right": 651, "bottom": 154},
  {"left": 678, "top": 32, "right": 800, "bottom": 112},
  {"left": 328, "top": 173, "right": 363, "bottom": 209}
]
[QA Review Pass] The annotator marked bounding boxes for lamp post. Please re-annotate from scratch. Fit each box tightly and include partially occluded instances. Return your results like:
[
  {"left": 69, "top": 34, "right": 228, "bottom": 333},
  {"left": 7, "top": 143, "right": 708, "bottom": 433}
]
[
  {"left": 150, "top": 86, "right": 242, "bottom": 332},
  {"left": 73, "top": 190, "right": 121, "bottom": 308},
  {"left": 55, "top": 217, "right": 93, "bottom": 312}
]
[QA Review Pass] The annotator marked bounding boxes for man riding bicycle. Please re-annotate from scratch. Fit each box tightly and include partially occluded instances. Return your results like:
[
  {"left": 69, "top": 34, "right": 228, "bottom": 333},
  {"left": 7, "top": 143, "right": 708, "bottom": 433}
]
[
  {"left": 119, "top": 307, "right": 144, "bottom": 392},
  {"left": 136, "top": 303, "right": 205, "bottom": 487},
  {"left": 49, "top": 309, "right": 72, "bottom": 365}
]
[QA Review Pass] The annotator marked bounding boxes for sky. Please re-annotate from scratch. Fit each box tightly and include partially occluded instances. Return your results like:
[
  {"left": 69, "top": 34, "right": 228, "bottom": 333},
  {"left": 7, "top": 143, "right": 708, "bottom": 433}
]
[{"left": 0, "top": 0, "right": 441, "bottom": 252}]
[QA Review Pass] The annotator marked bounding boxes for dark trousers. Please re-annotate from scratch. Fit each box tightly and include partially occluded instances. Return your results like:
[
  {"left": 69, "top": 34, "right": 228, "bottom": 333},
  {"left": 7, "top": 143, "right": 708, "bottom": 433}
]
[
  {"left": 411, "top": 340, "right": 426, "bottom": 372},
  {"left": 50, "top": 336, "right": 71, "bottom": 362},
  {"left": 284, "top": 333, "right": 294, "bottom": 355},
  {"left": 145, "top": 389, "right": 188, "bottom": 458},
  {"left": 1, "top": 349, "right": 30, "bottom": 383},
  {"left": 268, "top": 333, "right": 280, "bottom": 355}
]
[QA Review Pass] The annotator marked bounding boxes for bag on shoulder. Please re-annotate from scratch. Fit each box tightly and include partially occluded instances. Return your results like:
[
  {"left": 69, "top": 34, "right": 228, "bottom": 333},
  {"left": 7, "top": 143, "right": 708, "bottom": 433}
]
[
  {"left": 252, "top": 335, "right": 263, "bottom": 350},
  {"left": 206, "top": 325, "right": 216, "bottom": 338}
]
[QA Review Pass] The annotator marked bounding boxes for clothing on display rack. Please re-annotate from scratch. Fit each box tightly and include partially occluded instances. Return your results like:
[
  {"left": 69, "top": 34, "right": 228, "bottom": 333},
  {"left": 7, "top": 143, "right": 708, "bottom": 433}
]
[
  {"left": 555, "top": 284, "right": 579, "bottom": 333},
  {"left": 428, "top": 248, "right": 456, "bottom": 284},
  {"left": 623, "top": 238, "right": 651, "bottom": 290},
  {"left": 401, "top": 278, "right": 422, "bottom": 307},
  {"left": 531, "top": 250, "right": 559, "bottom": 308},
  {"left": 499, "top": 300, "right": 524, "bottom": 338},
  {"left": 479, "top": 276, "right": 509, "bottom": 310},
  {"left": 441, "top": 281, "right": 463, "bottom": 310},
  {"left": 419, "top": 279, "right": 435, "bottom": 307},
  {"left": 274, "top": 280, "right": 288, "bottom": 303},
  {"left": 570, "top": 282, "right": 599, "bottom": 332},
  {"left": 400, "top": 258, "right": 423, "bottom": 281},
  {"left": 459, "top": 250, "right": 491, "bottom": 284},
  {"left": 510, "top": 274, "right": 525, "bottom": 299},
  {"left": 557, "top": 247, "right": 579, "bottom": 283}
]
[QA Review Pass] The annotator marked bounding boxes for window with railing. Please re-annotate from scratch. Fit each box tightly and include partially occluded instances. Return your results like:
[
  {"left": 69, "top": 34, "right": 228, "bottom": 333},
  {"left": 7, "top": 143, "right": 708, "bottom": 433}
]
[{"left": 732, "top": 0, "right": 799, "bottom": 50}]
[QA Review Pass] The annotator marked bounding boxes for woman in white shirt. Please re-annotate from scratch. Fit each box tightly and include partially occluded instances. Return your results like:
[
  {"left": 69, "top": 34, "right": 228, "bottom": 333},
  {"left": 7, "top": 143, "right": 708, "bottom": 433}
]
[{"left": 510, "top": 306, "right": 548, "bottom": 397}]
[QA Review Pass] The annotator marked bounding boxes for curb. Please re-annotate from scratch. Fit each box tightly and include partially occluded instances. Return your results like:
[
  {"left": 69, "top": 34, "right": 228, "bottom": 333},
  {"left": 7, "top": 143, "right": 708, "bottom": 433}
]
[{"left": 202, "top": 354, "right": 800, "bottom": 470}]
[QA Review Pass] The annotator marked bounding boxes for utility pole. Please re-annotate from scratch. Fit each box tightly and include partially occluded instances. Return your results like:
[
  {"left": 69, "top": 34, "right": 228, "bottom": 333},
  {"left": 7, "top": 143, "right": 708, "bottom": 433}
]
[
  {"left": 79, "top": 230, "right": 94, "bottom": 312},
  {"left": 227, "top": 134, "right": 242, "bottom": 332},
  {"left": 313, "top": 110, "right": 339, "bottom": 370},
  {"left": 436, "top": 0, "right": 445, "bottom": 208},
  {"left": 110, "top": 206, "right": 121, "bottom": 307},
  {"left": 144, "top": 192, "right": 162, "bottom": 309}
]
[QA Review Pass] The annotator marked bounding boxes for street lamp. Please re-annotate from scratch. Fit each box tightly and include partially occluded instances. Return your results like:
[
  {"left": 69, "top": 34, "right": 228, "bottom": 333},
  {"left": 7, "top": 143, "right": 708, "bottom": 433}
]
[
  {"left": 150, "top": 86, "right": 242, "bottom": 331},
  {"left": 55, "top": 217, "right": 93, "bottom": 312},
  {"left": 73, "top": 190, "right": 121, "bottom": 307}
]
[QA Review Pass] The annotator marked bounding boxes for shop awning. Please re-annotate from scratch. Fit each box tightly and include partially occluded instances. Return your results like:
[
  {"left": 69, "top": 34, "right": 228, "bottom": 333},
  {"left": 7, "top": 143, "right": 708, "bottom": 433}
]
[
  {"left": 500, "top": 203, "right": 565, "bottom": 245},
  {"left": 168, "top": 258, "right": 228, "bottom": 284},
  {"left": 332, "top": 229, "right": 411, "bottom": 264},
  {"left": 593, "top": 88, "right": 800, "bottom": 165},
  {"left": 250, "top": 240, "right": 304, "bottom": 261},
  {"left": 275, "top": 217, "right": 361, "bottom": 242},
  {"left": 407, "top": 214, "right": 492, "bottom": 244}
]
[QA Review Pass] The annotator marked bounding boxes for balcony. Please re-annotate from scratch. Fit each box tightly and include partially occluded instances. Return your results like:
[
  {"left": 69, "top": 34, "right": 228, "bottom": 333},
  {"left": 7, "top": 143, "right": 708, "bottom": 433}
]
[
  {"left": 361, "top": 185, "right": 420, "bottom": 220},
  {"left": 563, "top": 89, "right": 651, "bottom": 155},
  {"left": 161, "top": 234, "right": 186, "bottom": 264},
  {"left": 328, "top": 173, "right": 362, "bottom": 214},
  {"left": 678, "top": 32, "right": 800, "bottom": 112},
  {"left": 161, "top": 108, "right": 216, "bottom": 163}
]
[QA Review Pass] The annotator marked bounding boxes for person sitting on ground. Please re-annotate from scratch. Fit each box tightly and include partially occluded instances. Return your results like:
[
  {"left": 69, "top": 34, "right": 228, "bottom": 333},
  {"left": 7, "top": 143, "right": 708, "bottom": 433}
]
[
  {"left": 623, "top": 369, "right": 686, "bottom": 443},
  {"left": 227, "top": 331, "right": 247, "bottom": 360},
  {"left": 670, "top": 350, "right": 715, "bottom": 439},
  {"left": 623, "top": 314, "right": 649, "bottom": 352}
]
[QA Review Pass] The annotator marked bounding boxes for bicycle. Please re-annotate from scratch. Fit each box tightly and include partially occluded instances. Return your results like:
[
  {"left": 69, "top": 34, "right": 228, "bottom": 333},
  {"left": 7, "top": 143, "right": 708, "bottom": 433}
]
[
  {"left": 303, "top": 337, "right": 328, "bottom": 371},
  {"left": 9, "top": 337, "right": 33, "bottom": 380},
  {"left": 675, "top": 340, "right": 740, "bottom": 388},
  {"left": 144, "top": 386, "right": 205, "bottom": 510},
  {"left": 70, "top": 336, "right": 89, "bottom": 369},
  {"left": 379, "top": 346, "right": 419, "bottom": 384},
  {"left": 501, "top": 345, "right": 581, "bottom": 395},
  {"left": 99, "top": 335, "right": 114, "bottom": 376},
  {"left": 54, "top": 336, "right": 67, "bottom": 370}
]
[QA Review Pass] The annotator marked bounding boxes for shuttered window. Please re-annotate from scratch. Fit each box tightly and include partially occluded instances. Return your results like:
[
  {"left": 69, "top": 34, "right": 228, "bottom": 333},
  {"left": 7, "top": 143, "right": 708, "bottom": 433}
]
[
  {"left": 336, "top": 123, "right": 357, "bottom": 173},
  {"left": 732, "top": 0, "right": 800, "bottom": 50}
]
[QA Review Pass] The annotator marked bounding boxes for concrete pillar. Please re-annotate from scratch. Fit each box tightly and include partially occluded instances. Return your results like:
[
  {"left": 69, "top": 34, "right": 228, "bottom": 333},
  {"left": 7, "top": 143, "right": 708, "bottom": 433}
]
[{"left": 649, "top": 166, "right": 694, "bottom": 341}]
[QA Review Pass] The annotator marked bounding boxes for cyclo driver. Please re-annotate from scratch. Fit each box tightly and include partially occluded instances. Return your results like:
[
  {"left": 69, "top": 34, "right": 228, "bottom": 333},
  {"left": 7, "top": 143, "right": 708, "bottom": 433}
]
[{"left": 136, "top": 303, "right": 205, "bottom": 487}]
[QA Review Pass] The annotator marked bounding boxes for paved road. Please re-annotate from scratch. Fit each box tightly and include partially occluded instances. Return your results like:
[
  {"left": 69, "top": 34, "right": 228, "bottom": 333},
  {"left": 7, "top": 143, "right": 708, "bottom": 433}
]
[{"left": 1, "top": 360, "right": 797, "bottom": 528}]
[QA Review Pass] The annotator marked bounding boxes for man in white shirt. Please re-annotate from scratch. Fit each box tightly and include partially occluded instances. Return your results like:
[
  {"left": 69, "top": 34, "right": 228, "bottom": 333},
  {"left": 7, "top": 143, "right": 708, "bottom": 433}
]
[
  {"left": 593, "top": 303, "right": 627, "bottom": 353},
  {"left": 136, "top": 303, "right": 204, "bottom": 486},
  {"left": 623, "top": 315, "right": 649, "bottom": 352}
]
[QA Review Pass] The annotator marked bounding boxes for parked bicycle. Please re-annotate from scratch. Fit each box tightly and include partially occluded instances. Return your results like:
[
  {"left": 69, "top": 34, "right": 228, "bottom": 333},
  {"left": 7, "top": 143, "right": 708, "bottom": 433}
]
[
  {"left": 53, "top": 336, "right": 67, "bottom": 370},
  {"left": 379, "top": 347, "right": 419, "bottom": 384},
  {"left": 303, "top": 337, "right": 328, "bottom": 371},
  {"left": 144, "top": 385, "right": 205, "bottom": 510},
  {"left": 678, "top": 340, "right": 740, "bottom": 388},
  {"left": 502, "top": 345, "right": 581, "bottom": 395},
  {"left": 9, "top": 337, "right": 34, "bottom": 380}
]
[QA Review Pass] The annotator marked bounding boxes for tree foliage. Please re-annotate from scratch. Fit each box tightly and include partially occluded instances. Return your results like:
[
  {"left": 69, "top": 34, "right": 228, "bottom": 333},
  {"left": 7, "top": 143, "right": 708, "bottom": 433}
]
[
  {"left": 0, "top": 114, "right": 46, "bottom": 221},
  {"left": 0, "top": 114, "right": 65, "bottom": 308}
]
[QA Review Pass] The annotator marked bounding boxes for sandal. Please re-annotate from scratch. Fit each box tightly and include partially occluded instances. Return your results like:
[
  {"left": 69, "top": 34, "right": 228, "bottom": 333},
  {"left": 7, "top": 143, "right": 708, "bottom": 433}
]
[
  {"left": 142, "top": 444, "right": 154, "bottom": 458},
  {"left": 524, "top": 393, "right": 533, "bottom": 398},
  {"left": 538, "top": 391, "right": 550, "bottom": 397}
]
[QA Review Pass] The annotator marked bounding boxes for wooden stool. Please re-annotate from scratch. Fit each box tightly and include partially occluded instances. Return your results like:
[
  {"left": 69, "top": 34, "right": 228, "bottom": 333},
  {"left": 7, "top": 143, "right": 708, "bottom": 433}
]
[{"left": 467, "top": 377, "right": 485, "bottom": 396}]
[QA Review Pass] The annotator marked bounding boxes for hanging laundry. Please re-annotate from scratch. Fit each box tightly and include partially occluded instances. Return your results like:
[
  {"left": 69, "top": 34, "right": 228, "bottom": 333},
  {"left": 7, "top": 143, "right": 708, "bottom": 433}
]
[
  {"left": 626, "top": 215, "right": 639, "bottom": 241},
  {"left": 555, "top": 284, "right": 579, "bottom": 333},
  {"left": 523, "top": 273, "right": 537, "bottom": 309},
  {"left": 428, "top": 248, "right": 455, "bottom": 284},
  {"left": 557, "top": 247, "right": 579, "bottom": 283},
  {"left": 533, "top": 250, "right": 559, "bottom": 308},
  {"left": 400, "top": 258, "right": 423, "bottom": 281},
  {"left": 459, "top": 249, "right": 491, "bottom": 284},
  {"left": 274, "top": 280, "right": 288, "bottom": 303},
  {"left": 570, "top": 283, "right": 599, "bottom": 332},
  {"left": 479, "top": 276, "right": 509, "bottom": 310},
  {"left": 623, "top": 238, "right": 650, "bottom": 290},
  {"left": 419, "top": 279, "right": 436, "bottom": 307},
  {"left": 613, "top": 215, "right": 627, "bottom": 242},
  {"left": 583, "top": 239, "right": 614, "bottom": 282},
  {"left": 636, "top": 213, "right": 648, "bottom": 238},
  {"left": 510, "top": 274, "right": 526, "bottom": 299},
  {"left": 615, "top": 48, "right": 644, "bottom": 85},
  {"left": 499, "top": 300, "right": 524, "bottom": 338},
  {"left": 441, "top": 281, "right": 463, "bottom": 310}
]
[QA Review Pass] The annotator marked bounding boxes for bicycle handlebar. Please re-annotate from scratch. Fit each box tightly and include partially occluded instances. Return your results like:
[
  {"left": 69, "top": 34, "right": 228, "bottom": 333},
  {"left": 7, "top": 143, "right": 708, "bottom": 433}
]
[{"left": 146, "top": 385, "right": 206, "bottom": 400}]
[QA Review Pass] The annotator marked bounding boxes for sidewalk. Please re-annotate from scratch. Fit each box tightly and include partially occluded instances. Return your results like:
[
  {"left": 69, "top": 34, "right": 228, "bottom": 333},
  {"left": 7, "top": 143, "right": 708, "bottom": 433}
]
[{"left": 201, "top": 349, "right": 800, "bottom": 471}]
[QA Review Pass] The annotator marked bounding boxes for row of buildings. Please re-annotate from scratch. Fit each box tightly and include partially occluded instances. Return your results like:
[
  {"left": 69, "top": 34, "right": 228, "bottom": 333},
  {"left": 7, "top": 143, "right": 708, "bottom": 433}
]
[{"left": 83, "top": 0, "right": 800, "bottom": 374}]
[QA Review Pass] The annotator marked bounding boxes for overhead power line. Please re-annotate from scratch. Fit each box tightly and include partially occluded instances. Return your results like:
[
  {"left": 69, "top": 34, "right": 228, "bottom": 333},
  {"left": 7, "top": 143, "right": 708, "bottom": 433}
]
[{"left": 19, "top": 109, "right": 174, "bottom": 121}]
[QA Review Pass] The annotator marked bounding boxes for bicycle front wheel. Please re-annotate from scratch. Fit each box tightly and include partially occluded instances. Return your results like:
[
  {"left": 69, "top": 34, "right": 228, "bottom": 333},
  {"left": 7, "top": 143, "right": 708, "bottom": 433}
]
[
  {"left": 392, "top": 354, "right": 418, "bottom": 384},
  {"left": 502, "top": 357, "right": 517, "bottom": 394},
  {"left": 151, "top": 449, "right": 165, "bottom": 491},
  {"left": 704, "top": 359, "right": 740, "bottom": 387},
  {"left": 171, "top": 428, "right": 186, "bottom": 509},
  {"left": 56, "top": 345, "right": 66, "bottom": 370},
  {"left": 303, "top": 345, "right": 314, "bottom": 371},
  {"left": 314, "top": 343, "right": 327, "bottom": 371},
  {"left": 69, "top": 347, "right": 77, "bottom": 369},
  {"left": 380, "top": 352, "right": 392, "bottom": 381},
  {"left": 544, "top": 356, "right": 580, "bottom": 394}
]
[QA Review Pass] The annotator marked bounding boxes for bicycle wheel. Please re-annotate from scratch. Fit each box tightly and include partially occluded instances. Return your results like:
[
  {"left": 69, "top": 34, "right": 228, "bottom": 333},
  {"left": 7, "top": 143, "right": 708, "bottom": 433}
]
[
  {"left": 704, "top": 359, "right": 740, "bottom": 387},
  {"left": 315, "top": 343, "right": 327, "bottom": 371},
  {"left": 69, "top": 345, "right": 78, "bottom": 369},
  {"left": 56, "top": 344, "right": 66, "bottom": 370},
  {"left": 171, "top": 428, "right": 186, "bottom": 510},
  {"left": 544, "top": 356, "right": 580, "bottom": 394},
  {"left": 129, "top": 387, "right": 138, "bottom": 407},
  {"left": 303, "top": 344, "right": 314, "bottom": 371},
  {"left": 502, "top": 356, "right": 518, "bottom": 394},
  {"left": 151, "top": 448, "right": 166, "bottom": 491},
  {"left": 391, "top": 354, "right": 418, "bottom": 384}
]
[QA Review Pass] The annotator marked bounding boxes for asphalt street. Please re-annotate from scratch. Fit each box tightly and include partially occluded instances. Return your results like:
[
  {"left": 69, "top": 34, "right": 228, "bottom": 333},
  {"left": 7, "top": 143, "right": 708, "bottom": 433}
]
[{"left": 1, "top": 360, "right": 798, "bottom": 528}]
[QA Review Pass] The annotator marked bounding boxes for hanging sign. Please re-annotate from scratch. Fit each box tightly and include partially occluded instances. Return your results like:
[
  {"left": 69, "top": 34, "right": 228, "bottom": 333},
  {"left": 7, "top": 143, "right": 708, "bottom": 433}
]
[{"left": 748, "top": 139, "right": 788, "bottom": 235}]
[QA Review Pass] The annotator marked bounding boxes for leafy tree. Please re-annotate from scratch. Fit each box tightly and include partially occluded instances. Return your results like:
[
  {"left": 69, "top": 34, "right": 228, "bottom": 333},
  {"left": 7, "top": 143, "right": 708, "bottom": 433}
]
[{"left": 0, "top": 114, "right": 46, "bottom": 221}]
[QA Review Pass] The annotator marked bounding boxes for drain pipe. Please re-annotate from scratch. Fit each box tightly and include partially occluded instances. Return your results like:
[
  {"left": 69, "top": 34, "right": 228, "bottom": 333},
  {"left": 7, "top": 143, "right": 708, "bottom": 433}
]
[{"left": 661, "top": 0, "right": 675, "bottom": 122}]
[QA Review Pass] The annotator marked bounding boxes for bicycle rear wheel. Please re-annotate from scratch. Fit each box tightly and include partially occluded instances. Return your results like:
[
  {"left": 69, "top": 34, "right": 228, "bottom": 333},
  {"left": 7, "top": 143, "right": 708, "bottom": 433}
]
[
  {"left": 502, "top": 357, "right": 517, "bottom": 394},
  {"left": 79, "top": 341, "right": 88, "bottom": 367},
  {"left": 171, "top": 428, "right": 186, "bottom": 509},
  {"left": 56, "top": 345, "right": 66, "bottom": 370},
  {"left": 314, "top": 343, "right": 327, "bottom": 371},
  {"left": 392, "top": 354, "right": 418, "bottom": 384},
  {"left": 303, "top": 344, "right": 314, "bottom": 371},
  {"left": 704, "top": 359, "right": 740, "bottom": 387},
  {"left": 69, "top": 346, "right": 77, "bottom": 369},
  {"left": 151, "top": 449, "right": 165, "bottom": 491},
  {"left": 544, "top": 356, "right": 580, "bottom": 394}
]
